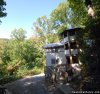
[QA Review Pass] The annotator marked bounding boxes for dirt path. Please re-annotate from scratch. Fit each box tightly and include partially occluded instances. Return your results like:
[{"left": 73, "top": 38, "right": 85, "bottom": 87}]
[{"left": 5, "top": 73, "right": 49, "bottom": 94}]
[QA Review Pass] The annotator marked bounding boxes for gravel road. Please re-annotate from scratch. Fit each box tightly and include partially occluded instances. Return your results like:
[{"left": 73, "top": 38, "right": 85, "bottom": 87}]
[
  {"left": 4, "top": 73, "right": 74, "bottom": 94},
  {"left": 5, "top": 73, "right": 50, "bottom": 94}
]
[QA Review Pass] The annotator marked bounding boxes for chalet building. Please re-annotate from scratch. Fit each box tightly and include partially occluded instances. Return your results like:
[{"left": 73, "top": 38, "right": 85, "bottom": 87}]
[
  {"left": 43, "top": 28, "right": 82, "bottom": 83},
  {"left": 43, "top": 28, "right": 82, "bottom": 67}
]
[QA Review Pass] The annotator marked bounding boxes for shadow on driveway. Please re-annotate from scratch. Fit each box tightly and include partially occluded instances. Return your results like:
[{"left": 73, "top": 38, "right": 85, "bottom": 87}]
[{"left": 5, "top": 73, "right": 49, "bottom": 94}]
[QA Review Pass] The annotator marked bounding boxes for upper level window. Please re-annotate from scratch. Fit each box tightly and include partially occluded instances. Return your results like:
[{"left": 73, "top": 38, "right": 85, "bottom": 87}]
[
  {"left": 69, "top": 31, "right": 75, "bottom": 36},
  {"left": 72, "top": 56, "right": 78, "bottom": 63},
  {"left": 64, "top": 33, "right": 67, "bottom": 38},
  {"left": 70, "top": 42, "right": 77, "bottom": 49},
  {"left": 64, "top": 43, "right": 68, "bottom": 50}
]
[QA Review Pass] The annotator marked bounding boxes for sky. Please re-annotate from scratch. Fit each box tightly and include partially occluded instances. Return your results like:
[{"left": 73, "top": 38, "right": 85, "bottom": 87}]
[{"left": 0, "top": 0, "right": 62, "bottom": 39}]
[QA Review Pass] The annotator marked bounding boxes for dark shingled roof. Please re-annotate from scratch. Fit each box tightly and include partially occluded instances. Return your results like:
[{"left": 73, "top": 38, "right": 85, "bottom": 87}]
[
  {"left": 43, "top": 42, "right": 64, "bottom": 49},
  {"left": 59, "top": 27, "right": 82, "bottom": 36}
]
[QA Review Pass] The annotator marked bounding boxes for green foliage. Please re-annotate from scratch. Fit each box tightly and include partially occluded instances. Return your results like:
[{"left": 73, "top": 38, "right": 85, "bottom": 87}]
[
  {"left": 70, "top": 0, "right": 100, "bottom": 90},
  {"left": 0, "top": 28, "right": 44, "bottom": 84},
  {"left": 76, "top": 0, "right": 100, "bottom": 72},
  {"left": 33, "top": 16, "right": 53, "bottom": 36},
  {"left": 0, "top": 39, "right": 8, "bottom": 63},
  {"left": 0, "top": 39, "right": 10, "bottom": 64},
  {"left": 68, "top": 0, "right": 88, "bottom": 27},
  {"left": 51, "top": 1, "right": 68, "bottom": 23},
  {"left": 0, "top": 0, "right": 99, "bottom": 89},
  {"left": 50, "top": 1, "right": 69, "bottom": 33},
  {"left": 10, "top": 28, "right": 26, "bottom": 41},
  {"left": 0, "top": 0, "right": 7, "bottom": 22},
  {"left": 33, "top": 16, "right": 58, "bottom": 45},
  {"left": 50, "top": 0, "right": 87, "bottom": 33}
]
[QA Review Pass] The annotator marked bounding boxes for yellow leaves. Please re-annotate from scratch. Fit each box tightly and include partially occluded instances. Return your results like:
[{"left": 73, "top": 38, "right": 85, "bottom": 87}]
[
  {"left": 7, "top": 64, "right": 13, "bottom": 71},
  {"left": 6, "top": 60, "right": 21, "bottom": 72}
]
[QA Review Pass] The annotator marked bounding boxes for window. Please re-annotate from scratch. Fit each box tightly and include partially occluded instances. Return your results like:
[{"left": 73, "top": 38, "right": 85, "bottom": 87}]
[
  {"left": 69, "top": 31, "right": 75, "bottom": 36},
  {"left": 51, "top": 58, "right": 56, "bottom": 64},
  {"left": 51, "top": 49, "right": 55, "bottom": 53},
  {"left": 55, "top": 49, "right": 58, "bottom": 53},
  {"left": 70, "top": 42, "right": 77, "bottom": 49},
  {"left": 66, "top": 56, "right": 70, "bottom": 65},
  {"left": 64, "top": 43, "right": 69, "bottom": 50},
  {"left": 72, "top": 56, "right": 78, "bottom": 63},
  {"left": 64, "top": 33, "right": 67, "bottom": 38}
]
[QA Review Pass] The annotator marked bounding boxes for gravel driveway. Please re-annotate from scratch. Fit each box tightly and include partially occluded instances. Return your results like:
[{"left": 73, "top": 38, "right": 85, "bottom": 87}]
[
  {"left": 5, "top": 73, "right": 49, "bottom": 94},
  {"left": 3, "top": 73, "right": 74, "bottom": 94}
]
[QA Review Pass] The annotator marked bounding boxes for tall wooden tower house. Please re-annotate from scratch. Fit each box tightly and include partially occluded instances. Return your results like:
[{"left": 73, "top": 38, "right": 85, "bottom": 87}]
[{"left": 60, "top": 28, "right": 82, "bottom": 72}]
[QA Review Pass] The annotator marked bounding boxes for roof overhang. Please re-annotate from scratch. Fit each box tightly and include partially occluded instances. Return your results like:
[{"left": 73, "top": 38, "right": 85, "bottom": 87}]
[
  {"left": 43, "top": 42, "right": 64, "bottom": 49},
  {"left": 59, "top": 27, "right": 82, "bottom": 36}
]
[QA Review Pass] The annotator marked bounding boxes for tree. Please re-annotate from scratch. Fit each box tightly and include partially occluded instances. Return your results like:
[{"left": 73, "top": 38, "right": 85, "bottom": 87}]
[
  {"left": 10, "top": 28, "right": 43, "bottom": 66},
  {"left": 0, "top": 0, "right": 7, "bottom": 22},
  {"left": 50, "top": 1, "right": 69, "bottom": 33},
  {"left": 33, "top": 16, "right": 59, "bottom": 69},
  {"left": 0, "top": 39, "right": 9, "bottom": 64},
  {"left": 10, "top": 28, "right": 26, "bottom": 41},
  {"left": 50, "top": 0, "right": 87, "bottom": 34},
  {"left": 9, "top": 28, "right": 26, "bottom": 61},
  {"left": 1, "top": 28, "right": 44, "bottom": 78},
  {"left": 1, "top": 28, "right": 26, "bottom": 64},
  {"left": 82, "top": 0, "right": 100, "bottom": 74},
  {"left": 33, "top": 16, "right": 59, "bottom": 45},
  {"left": 67, "top": 0, "right": 87, "bottom": 27},
  {"left": 68, "top": 0, "right": 100, "bottom": 90}
]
